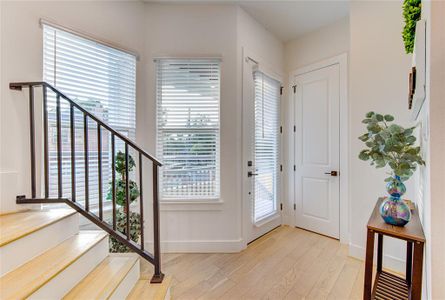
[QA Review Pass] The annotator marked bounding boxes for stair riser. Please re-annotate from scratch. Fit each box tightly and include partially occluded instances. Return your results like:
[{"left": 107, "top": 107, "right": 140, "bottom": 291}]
[
  {"left": 109, "top": 259, "right": 140, "bottom": 300},
  {"left": 28, "top": 236, "right": 108, "bottom": 300},
  {"left": 0, "top": 213, "right": 79, "bottom": 276}
]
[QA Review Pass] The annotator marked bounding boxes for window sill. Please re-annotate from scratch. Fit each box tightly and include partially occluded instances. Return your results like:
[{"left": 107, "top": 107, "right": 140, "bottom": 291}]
[{"left": 160, "top": 199, "right": 224, "bottom": 211}]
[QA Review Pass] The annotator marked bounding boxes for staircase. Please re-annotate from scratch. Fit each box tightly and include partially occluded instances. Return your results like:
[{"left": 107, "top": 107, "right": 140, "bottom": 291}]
[
  {"left": 0, "top": 82, "right": 170, "bottom": 299},
  {"left": 0, "top": 207, "right": 171, "bottom": 299}
]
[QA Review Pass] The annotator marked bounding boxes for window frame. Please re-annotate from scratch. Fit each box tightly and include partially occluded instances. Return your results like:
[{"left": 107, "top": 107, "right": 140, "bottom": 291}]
[{"left": 155, "top": 58, "right": 221, "bottom": 202}]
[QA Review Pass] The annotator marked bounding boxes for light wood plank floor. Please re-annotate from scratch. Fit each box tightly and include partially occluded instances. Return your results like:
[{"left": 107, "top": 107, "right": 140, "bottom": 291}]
[{"left": 141, "top": 226, "right": 365, "bottom": 299}]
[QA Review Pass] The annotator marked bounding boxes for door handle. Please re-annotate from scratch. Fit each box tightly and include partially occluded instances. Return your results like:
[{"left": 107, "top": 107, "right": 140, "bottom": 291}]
[
  {"left": 324, "top": 171, "right": 339, "bottom": 176},
  {"left": 248, "top": 171, "right": 258, "bottom": 177}
]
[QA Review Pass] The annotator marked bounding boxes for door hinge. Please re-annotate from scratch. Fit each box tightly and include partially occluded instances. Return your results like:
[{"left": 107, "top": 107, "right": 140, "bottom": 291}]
[
  {"left": 280, "top": 203, "right": 283, "bottom": 210},
  {"left": 280, "top": 126, "right": 282, "bottom": 134},
  {"left": 293, "top": 125, "right": 296, "bottom": 132},
  {"left": 292, "top": 85, "right": 296, "bottom": 93},
  {"left": 293, "top": 203, "right": 296, "bottom": 210},
  {"left": 293, "top": 165, "right": 296, "bottom": 171},
  {"left": 280, "top": 164, "right": 283, "bottom": 172},
  {"left": 280, "top": 86, "right": 284, "bottom": 95}
]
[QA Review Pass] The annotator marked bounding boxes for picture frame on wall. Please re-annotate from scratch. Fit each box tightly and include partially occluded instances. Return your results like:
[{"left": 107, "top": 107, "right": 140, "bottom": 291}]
[{"left": 411, "top": 19, "right": 427, "bottom": 119}]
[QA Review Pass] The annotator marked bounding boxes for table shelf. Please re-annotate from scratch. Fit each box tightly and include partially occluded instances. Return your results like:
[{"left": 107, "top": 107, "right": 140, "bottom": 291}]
[
  {"left": 364, "top": 198, "right": 425, "bottom": 300},
  {"left": 372, "top": 271, "right": 409, "bottom": 300}
]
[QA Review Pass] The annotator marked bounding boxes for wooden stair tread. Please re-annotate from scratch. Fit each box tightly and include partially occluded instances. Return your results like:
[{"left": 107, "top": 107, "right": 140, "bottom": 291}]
[
  {"left": 0, "top": 231, "right": 108, "bottom": 300},
  {"left": 126, "top": 276, "right": 172, "bottom": 300},
  {"left": 63, "top": 255, "right": 139, "bottom": 300},
  {"left": 0, "top": 208, "right": 76, "bottom": 247}
]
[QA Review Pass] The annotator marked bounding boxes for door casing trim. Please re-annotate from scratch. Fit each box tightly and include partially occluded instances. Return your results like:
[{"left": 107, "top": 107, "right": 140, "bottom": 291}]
[{"left": 289, "top": 53, "right": 349, "bottom": 244}]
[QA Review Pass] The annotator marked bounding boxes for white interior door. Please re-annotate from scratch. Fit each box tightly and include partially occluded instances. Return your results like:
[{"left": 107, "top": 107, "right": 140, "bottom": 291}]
[
  {"left": 243, "top": 56, "right": 282, "bottom": 243},
  {"left": 293, "top": 64, "right": 340, "bottom": 239}
]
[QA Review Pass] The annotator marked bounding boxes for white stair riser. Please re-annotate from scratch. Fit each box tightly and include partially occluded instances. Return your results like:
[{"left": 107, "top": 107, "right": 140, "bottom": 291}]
[
  {"left": 28, "top": 236, "right": 109, "bottom": 300},
  {"left": 109, "top": 259, "right": 140, "bottom": 300},
  {"left": 0, "top": 213, "right": 79, "bottom": 276}
]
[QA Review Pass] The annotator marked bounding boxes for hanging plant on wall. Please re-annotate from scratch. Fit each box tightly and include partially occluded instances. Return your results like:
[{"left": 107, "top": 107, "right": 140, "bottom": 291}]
[{"left": 402, "top": 0, "right": 422, "bottom": 54}]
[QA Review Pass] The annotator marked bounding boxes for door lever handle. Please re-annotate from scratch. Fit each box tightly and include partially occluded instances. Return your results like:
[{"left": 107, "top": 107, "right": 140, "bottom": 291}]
[
  {"left": 324, "top": 171, "right": 339, "bottom": 176},
  {"left": 248, "top": 171, "right": 259, "bottom": 177}
]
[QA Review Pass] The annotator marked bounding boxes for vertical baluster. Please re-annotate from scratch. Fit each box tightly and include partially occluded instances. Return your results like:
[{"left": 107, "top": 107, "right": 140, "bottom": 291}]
[
  {"left": 151, "top": 164, "right": 163, "bottom": 283},
  {"left": 28, "top": 87, "right": 36, "bottom": 198},
  {"left": 139, "top": 153, "right": 144, "bottom": 250},
  {"left": 56, "top": 94, "right": 62, "bottom": 198},
  {"left": 43, "top": 86, "right": 49, "bottom": 198},
  {"left": 125, "top": 143, "right": 130, "bottom": 240},
  {"left": 98, "top": 125, "right": 103, "bottom": 220},
  {"left": 70, "top": 104, "right": 76, "bottom": 202},
  {"left": 84, "top": 114, "right": 89, "bottom": 211},
  {"left": 111, "top": 134, "right": 116, "bottom": 230}
]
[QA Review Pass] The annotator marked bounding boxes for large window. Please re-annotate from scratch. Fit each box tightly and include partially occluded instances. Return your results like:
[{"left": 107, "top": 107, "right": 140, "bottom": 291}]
[
  {"left": 156, "top": 59, "right": 220, "bottom": 200},
  {"left": 43, "top": 24, "right": 137, "bottom": 206}
]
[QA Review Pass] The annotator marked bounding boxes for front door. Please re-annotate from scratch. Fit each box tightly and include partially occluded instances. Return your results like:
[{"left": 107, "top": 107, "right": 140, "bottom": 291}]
[
  {"left": 243, "top": 55, "right": 282, "bottom": 243},
  {"left": 293, "top": 64, "right": 340, "bottom": 239}
]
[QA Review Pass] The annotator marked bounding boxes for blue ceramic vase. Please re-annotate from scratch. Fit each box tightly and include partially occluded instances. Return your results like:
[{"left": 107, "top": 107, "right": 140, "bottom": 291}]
[{"left": 379, "top": 176, "right": 411, "bottom": 226}]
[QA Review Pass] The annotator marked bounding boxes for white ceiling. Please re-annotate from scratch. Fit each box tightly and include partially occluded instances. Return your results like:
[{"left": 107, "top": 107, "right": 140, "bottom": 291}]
[{"left": 143, "top": 1, "right": 350, "bottom": 42}]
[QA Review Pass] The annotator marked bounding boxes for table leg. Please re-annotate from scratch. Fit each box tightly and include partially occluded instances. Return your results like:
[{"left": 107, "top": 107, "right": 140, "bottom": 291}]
[
  {"left": 411, "top": 241, "right": 424, "bottom": 300},
  {"left": 406, "top": 241, "right": 413, "bottom": 286},
  {"left": 377, "top": 233, "right": 383, "bottom": 272},
  {"left": 364, "top": 229, "right": 375, "bottom": 300}
]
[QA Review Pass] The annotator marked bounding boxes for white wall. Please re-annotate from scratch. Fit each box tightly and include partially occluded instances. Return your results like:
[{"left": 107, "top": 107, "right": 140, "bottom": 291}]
[
  {"left": 282, "top": 17, "right": 350, "bottom": 226},
  {"left": 144, "top": 4, "right": 243, "bottom": 251},
  {"left": 418, "top": 1, "right": 445, "bottom": 298},
  {"left": 0, "top": 1, "right": 148, "bottom": 213},
  {"left": 284, "top": 17, "right": 349, "bottom": 72},
  {"left": 428, "top": 3, "right": 445, "bottom": 296},
  {"left": 349, "top": 1, "right": 415, "bottom": 272},
  {"left": 0, "top": 2, "right": 284, "bottom": 252}
]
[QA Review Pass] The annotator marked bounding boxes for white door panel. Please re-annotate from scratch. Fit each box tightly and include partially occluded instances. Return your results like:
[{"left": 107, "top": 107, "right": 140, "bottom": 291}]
[{"left": 294, "top": 64, "right": 340, "bottom": 239}]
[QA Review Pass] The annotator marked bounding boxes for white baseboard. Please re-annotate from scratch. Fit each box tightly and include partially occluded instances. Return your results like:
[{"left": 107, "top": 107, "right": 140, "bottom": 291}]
[
  {"left": 349, "top": 243, "right": 405, "bottom": 274},
  {"left": 145, "top": 239, "right": 245, "bottom": 253}
]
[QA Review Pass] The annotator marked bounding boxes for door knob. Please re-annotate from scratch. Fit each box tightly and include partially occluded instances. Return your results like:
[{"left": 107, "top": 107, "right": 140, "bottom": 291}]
[
  {"left": 248, "top": 171, "right": 258, "bottom": 177},
  {"left": 324, "top": 171, "right": 338, "bottom": 176}
]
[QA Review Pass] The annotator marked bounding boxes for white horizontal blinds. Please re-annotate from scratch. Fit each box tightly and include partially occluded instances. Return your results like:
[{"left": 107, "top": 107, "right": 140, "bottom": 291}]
[
  {"left": 43, "top": 25, "right": 136, "bottom": 206},
  {"left": 156, "top": 59, "right": 220, "bottom": 200},
  {"left": 253, "top": 71, "right": 280, "bottom": 222}
]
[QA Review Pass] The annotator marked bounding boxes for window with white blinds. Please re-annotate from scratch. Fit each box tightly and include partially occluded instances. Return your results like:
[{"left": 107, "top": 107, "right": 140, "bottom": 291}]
[
  {"left": 156, "top": 59, "right": 220, "bottom": 200},
  {"left": 253, "top": 71, "right": 280, "bottom": 222},
  {"left": 43, "top": 24, "right": 137, "bottom": 206}
]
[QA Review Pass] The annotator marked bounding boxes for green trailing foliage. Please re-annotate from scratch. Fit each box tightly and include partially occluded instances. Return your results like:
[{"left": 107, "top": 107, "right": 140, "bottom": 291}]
[
  {"left": 358, "top": 112, "right": 425, "bottom": 183},
  {"left": 402, "top": 0, "right": 422, "bottom": 54},
  {"left": 108, "top": 207, "right": 141, "bottom": 253},
  {"left": 107, "top": 150, "right": 141, "bottom": 253}
]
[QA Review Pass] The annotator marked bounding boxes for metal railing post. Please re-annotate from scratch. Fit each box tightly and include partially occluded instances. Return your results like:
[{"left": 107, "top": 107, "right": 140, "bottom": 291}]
[{"left": 151, "top": 164, "right": 164, "bottom": 283}]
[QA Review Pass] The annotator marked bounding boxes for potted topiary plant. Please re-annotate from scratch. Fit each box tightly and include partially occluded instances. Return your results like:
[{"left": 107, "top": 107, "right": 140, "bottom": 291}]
[
  {"left": 358, "top": 112, "right": 425, "bottom": 226},
  {"left": 107, "top": 150, "right": 141, "bottom": 252}
]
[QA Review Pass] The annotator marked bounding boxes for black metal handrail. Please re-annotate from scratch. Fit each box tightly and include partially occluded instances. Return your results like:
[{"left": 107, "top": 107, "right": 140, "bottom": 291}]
[{"left": 10, "top": 81, "right": 164, "bottom": 283}]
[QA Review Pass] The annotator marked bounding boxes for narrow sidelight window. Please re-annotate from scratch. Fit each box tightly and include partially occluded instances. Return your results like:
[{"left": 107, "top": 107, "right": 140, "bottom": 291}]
[{"left": 253, "top": 71, "right": 280, "bottom": 222}]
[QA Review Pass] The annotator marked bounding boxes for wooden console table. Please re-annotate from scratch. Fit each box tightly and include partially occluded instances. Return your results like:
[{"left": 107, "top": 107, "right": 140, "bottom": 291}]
[{"left": 364, "top": 198, "right": 425, "bottom": 300}]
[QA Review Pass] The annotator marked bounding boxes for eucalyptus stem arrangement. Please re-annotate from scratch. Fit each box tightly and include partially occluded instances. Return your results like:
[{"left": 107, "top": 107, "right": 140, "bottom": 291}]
[
  {"left": 358, "top": 112, "right": 425, "bottom": 182},
  {"left": 358, "top": 112, "right": 425, "bottom": 226}
]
